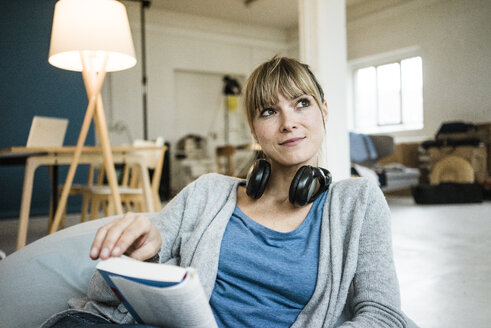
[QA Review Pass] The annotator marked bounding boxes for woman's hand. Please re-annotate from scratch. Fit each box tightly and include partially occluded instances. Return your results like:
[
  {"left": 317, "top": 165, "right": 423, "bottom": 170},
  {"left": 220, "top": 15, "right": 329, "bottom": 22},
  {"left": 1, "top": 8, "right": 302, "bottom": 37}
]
[{"left": 89, "top": 212, "right": 162, "bottom": 261}]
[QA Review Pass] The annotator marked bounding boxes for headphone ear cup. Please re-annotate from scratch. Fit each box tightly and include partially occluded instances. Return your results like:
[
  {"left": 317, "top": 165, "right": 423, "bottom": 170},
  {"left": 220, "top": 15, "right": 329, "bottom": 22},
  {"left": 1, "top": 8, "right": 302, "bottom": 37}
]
[
  {"left": 318, "top": 168, "right": 332, "bottom": 189},
  {"left": 246, "top": 160, "right": 271, "bottom": 199},
  {"left": 308, "top": 167, "right": 332, "bottom": 203},
  {"left": 289, "top": 166, "right": 316, "bottom": 206}
]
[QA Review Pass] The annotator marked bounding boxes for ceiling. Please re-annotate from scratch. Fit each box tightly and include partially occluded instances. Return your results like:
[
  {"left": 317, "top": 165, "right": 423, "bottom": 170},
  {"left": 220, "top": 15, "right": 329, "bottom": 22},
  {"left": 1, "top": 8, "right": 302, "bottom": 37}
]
[{"left": 147, "top": 0, "right": 374, "bottom": 29}]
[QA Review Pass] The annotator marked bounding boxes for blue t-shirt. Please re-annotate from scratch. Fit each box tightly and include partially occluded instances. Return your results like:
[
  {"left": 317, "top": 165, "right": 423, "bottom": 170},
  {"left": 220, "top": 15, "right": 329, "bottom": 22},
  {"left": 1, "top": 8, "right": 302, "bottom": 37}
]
[{"left": 209, "top": 190, "right": 327, "bottom": 327}]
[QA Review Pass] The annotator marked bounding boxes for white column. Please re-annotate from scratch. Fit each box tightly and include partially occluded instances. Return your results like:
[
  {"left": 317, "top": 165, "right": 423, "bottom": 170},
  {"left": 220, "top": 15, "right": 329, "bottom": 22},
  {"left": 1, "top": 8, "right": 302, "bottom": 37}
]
[{"left": 299, "top": 0, "right": 350, "bottom": 181}]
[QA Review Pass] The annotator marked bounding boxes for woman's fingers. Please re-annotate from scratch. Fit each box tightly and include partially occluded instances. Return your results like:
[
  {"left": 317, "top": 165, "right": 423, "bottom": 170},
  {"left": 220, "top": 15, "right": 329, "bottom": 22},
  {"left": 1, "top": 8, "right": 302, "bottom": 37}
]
[
  {"left": 98, "top": 214, "right": 136, "bottom": 259},
  {"left": 90, "top": 213, "right": 132, "bottom": 259},
  {"left": 90, "top": 221, "right": 113, "bottom": 260},
  {"left": 90, "top": 212, "right": 158, "bottom": 260},
  {"left": 126, "top": 224, "right": 162, "bottom": 261},
  {"left": 112, "top": 215, "right": 152, "bottom": 257}
]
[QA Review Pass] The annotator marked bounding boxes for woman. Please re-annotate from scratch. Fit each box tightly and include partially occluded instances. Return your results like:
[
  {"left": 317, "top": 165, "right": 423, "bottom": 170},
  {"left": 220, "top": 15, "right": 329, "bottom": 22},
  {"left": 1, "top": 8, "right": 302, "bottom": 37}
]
[{"left": 44, "top": 56, "right": 407, "bottom": 327}]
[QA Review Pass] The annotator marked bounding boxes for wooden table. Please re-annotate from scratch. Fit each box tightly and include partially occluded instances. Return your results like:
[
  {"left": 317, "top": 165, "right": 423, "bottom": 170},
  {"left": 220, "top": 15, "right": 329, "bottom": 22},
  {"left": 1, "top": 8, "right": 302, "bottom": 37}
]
[{"left": 0, "top": 145, "right": 162, "bottom": 249}]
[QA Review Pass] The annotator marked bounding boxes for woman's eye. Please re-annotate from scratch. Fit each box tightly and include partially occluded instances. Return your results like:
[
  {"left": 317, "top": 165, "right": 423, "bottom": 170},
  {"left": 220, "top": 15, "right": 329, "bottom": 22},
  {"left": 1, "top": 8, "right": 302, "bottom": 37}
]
[
  {"left": 260, "top": 108, "right": 275, "bottom": 117},
  {"left": 297, "top": 98, "right": 311, "bottom": 108}
]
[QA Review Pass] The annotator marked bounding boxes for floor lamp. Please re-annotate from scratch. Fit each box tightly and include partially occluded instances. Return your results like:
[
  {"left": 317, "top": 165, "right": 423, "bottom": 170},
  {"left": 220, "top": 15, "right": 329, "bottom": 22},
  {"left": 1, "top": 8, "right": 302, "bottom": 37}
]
[{"left": 48, "top": 0, "right": 137, "bottom": 233}]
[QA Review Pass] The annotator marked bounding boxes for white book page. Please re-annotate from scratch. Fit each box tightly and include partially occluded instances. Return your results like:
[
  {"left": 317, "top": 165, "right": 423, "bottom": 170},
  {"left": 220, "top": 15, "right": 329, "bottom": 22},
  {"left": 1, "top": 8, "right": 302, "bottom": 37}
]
[
  {"left": 112, "top": 268, "right": 217, "bottom": 328},
  {"left": 97, "top": 255, "right": 186, "bottom": 282}
]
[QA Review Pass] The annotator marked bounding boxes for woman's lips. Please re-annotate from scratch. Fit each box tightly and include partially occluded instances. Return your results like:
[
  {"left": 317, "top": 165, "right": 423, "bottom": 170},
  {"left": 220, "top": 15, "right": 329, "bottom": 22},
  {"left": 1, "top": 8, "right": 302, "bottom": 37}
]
[{"left": 279, "top": 137, "right": 305, "bottom": 146}]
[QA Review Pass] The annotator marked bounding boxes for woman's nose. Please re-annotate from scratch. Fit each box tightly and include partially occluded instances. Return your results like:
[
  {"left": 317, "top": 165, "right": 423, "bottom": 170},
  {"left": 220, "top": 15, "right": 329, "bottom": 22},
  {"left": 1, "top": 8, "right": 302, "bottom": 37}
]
[{"left": 280, "top": 110, "right": 297, "bottom": 131}]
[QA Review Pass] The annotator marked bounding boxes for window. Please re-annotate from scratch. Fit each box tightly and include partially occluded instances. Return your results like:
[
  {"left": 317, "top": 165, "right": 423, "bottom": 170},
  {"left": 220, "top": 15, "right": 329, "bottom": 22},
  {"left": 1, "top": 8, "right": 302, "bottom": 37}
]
[{"left": 352, "top": 56, "right": 423, "bottom": 133}]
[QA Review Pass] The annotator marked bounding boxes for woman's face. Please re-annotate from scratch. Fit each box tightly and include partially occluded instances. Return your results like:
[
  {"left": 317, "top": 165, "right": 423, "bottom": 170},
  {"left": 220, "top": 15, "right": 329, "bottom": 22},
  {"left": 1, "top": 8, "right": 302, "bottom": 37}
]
[{"left": 252, "top": 92, "right": 327, "bottom": 168}]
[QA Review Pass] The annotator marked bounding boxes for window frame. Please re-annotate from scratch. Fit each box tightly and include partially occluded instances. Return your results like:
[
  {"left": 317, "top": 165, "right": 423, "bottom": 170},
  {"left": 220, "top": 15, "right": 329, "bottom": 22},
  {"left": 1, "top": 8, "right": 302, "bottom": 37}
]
[{"left": 349, "top": 47, "right": 424, "bottom": 134}]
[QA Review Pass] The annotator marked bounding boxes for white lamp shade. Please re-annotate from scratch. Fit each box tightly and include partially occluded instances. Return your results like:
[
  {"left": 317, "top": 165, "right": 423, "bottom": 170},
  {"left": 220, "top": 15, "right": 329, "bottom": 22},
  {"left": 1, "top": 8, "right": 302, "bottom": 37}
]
[{"left": 48, "top": 0, "right": 137, "bottom": 72}]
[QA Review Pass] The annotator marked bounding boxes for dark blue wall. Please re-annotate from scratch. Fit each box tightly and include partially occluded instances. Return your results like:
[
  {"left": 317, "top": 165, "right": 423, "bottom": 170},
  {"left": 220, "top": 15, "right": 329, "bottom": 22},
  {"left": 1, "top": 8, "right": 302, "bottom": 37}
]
[{"left": 0, "top": 0, "right": 95, "bottom": 218}]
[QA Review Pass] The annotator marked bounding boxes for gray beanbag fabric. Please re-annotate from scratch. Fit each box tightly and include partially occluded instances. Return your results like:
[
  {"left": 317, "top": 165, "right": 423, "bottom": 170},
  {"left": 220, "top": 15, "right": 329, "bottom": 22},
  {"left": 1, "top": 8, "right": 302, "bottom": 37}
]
[{"left": 0, "top": 216, "right": 118, "bottom": 328}]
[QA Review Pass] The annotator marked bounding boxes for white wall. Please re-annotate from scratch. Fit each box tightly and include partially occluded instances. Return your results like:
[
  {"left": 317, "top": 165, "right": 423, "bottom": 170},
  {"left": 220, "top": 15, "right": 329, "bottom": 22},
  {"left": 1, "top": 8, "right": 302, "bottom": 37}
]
[
  {"left": 104, "top": 5, "right": 293, "bottom": 148},
  {"left": 347, "top": 0, "right": 491, "bottom": 142}
]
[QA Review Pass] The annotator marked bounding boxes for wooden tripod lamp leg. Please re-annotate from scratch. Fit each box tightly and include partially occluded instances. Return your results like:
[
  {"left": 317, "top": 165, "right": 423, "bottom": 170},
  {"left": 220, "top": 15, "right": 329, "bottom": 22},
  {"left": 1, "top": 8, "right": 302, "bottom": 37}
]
[
  {"left": 49, "top": 85, "right": 100, "bottom": 234},
  {"left": 93, "top": 94, "right": 123, "bottom": 214},
  {"left": 49, "top": 54, "right": 114, "bottom": 234}
]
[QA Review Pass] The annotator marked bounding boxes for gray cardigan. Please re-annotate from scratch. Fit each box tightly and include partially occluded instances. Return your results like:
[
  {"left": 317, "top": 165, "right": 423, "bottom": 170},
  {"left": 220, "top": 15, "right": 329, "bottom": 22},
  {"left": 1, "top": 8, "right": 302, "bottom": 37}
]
[{"left": 67, "top": 173, "right": 407, "bottom": 328}]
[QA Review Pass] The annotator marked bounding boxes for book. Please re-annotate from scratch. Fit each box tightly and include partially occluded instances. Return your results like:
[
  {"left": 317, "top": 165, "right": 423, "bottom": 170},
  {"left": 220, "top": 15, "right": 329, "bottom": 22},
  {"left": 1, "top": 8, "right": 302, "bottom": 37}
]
[{"left": 96, "top": 255, "right": 218, "bottom": 328}]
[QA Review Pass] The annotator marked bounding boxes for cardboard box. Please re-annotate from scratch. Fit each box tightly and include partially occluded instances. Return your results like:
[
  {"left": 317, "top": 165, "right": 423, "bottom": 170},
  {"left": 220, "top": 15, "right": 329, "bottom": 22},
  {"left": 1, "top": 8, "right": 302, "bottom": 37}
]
[{"left": 379, "top": 142, "right": 420, "bottom": 168}]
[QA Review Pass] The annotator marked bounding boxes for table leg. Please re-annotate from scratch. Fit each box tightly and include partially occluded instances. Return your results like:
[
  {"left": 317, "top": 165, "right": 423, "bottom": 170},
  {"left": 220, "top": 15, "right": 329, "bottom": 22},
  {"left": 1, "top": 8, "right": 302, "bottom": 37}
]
[
  {"left": 48, "top": 165, "right": 59, "bottom": 228},
  {"left": 53, "top": 165, "right": 58, "bottom": 218},
  {"left": 137, "top": 160, "right": 154, "bottom": 212},
  {"left": 17, "top": 158, "right": 40, "bottom": 249}
]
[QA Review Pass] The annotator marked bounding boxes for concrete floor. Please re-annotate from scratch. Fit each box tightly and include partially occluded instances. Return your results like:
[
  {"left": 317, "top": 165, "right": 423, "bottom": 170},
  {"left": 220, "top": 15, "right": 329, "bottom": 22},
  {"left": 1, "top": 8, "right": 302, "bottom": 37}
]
[
  {"left": 1, "top": 196, "right": 490, "bottom": 327},
  {"left": 388, "top": 197, "right": 491, "bottom": 328}
]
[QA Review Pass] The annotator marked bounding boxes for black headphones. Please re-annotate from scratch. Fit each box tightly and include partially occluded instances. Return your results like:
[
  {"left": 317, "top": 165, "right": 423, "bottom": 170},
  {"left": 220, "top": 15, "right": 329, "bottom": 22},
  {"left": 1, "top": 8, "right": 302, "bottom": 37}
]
[{"left": 245, "top": 159, "right": 332, "bottom": 207}]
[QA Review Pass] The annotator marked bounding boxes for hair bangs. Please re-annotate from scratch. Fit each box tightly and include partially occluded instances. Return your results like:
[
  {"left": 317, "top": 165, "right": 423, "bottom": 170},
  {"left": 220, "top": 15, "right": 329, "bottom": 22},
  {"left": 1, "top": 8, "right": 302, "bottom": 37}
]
[
  {"left": 244, "top": 56, "right": 326, "bottom": 131},
  {"left": 253, "top": 65, "right": 309, "bottom": 111}
]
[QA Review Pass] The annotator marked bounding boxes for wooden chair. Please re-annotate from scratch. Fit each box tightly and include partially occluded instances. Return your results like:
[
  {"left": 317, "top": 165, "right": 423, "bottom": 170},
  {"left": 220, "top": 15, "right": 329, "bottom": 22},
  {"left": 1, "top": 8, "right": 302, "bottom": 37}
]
[
  {"left": 54, "top": 163, "right": 104, "bottom": 225},
  {"left": 85, "top": 138, "right": 166, "bottom": 220},
  {"left": 215, "top": 145, "right": 236, "bottom": 176}
]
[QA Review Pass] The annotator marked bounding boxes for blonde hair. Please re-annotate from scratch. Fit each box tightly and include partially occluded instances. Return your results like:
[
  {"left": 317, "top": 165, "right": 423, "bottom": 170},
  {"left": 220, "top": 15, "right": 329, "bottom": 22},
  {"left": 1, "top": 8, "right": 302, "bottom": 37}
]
[{"left": 243, "top": 56, "right": 325, "bottom": 131}]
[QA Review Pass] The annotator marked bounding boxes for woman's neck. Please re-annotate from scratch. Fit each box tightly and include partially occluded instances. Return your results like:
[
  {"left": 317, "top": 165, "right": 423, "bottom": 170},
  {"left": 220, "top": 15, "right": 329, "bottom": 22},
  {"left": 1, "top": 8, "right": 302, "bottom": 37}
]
[{"left": 260, "top": 164, "right": 299, "bottom": 204}]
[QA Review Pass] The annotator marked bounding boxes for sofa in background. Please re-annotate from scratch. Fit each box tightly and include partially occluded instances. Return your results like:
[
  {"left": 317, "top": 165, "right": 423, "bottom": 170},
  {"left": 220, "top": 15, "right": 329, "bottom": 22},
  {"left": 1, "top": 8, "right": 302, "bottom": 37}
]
[{"left": 349, "top": 132, "right": 420, "bottom": 192}]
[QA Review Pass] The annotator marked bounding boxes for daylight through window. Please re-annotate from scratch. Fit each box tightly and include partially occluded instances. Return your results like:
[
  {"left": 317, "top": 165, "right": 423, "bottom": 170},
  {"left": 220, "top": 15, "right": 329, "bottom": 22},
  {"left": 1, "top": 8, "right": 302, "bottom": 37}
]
[{"left": 353, "top": 56, "right": 423, "bottom": 132}]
